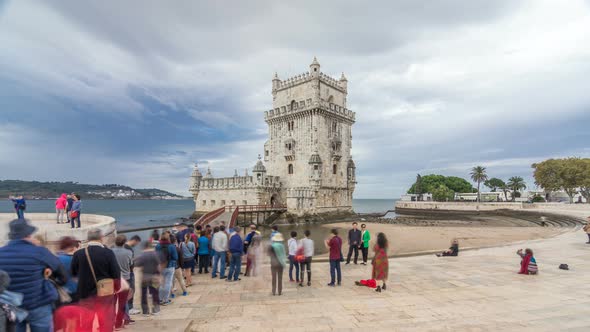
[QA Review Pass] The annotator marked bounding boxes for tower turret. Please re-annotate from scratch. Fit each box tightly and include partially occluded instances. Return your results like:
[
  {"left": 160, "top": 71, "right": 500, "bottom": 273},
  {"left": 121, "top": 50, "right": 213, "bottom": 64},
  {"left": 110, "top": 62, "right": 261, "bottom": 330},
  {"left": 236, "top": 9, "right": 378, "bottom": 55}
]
[
  {"left": 339, "top": 72, "right": 348, "bottom": 91},
  {"left": 310, "top": 56, "right": 320, "bottom": 78},
  {"left": 272, "top": 72, "right": 281, "bottom": 93},
  {"left": 309, "top": 151, "right": 323, "bottom": 189},
  {"left": 252, "top": 154, "right": 267, "bottom": 184},
  {"left": 189, "top": 163, "right": 203, "bottom": 192}
]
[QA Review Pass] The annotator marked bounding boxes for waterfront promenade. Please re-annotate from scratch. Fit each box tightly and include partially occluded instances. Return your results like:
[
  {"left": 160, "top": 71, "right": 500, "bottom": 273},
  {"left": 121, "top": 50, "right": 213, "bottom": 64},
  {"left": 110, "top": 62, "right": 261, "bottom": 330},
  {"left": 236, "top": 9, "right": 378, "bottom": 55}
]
[{"left": 129, "top": 226, "right": 590, "bottom": 332}]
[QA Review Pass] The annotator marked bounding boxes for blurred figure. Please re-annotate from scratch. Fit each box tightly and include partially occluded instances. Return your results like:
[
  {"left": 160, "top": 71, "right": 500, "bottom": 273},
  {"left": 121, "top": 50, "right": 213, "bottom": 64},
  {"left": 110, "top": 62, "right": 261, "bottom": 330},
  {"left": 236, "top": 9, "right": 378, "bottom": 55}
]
[
  {"left": 134, "top": 241, "right": 161, "bottom": 316},
  {"left": 124, "top": 235, "right": 141, "bottom": 316},
  {"left": 243, "top": 224, "right": 258, "bottom": 254},
  {"left": 8, "top": 195, "right": 26, "bottom": 219},
  {"left": 155, "top": 232, "right": 177, "bottom": 305},
  {"left": 56, "top": 236, "right": 81, "bottom": 302},
  {"left": 55, "top": 193, "right": 68, "bottom": 224},
  {"left": 65, "top": 193, "right": 75, "bottom": 225},
  {"left": 268, "top": 233, "right": 286, "bottom": 296},
  {"left": 246, "top": 233, "right": 262, "bottom": 277},
  {"left": 169, "top": 235, "right": 187, "bottom": 299},
  {"left": 112, "top": 235, "right": 132, "bottom": 329},
  {"left": 211, "top": 226, "right": 228, "bottom": 279},
  {"left": 298, "top": 230, "right": 314, "bottom": 287},
  {"left": 0, "top": 219, "right": 66, "bottom": 332},
  {"left": 150, "top": 230, "right": 160, "bottom": 246},
  {"left": 180, "top": 233, "right": 196, "bottom": 286},
  {"left": 583, "top": 219, "right": 590, "bottom": 244},
  {"left": 269, "top": 225, "right": 279, "bottom": 241},
  {"left": 372, "top": 232, "right": 389, "bottom": 292},
  {"left": 71, "top": 229, "right": 121, "bottom": 332},
  {"left": 69, "top": 194, "right": 82, "bottom": 229},
  {"left": 53, "top": 304, "right": 94, "bottom": 332}
]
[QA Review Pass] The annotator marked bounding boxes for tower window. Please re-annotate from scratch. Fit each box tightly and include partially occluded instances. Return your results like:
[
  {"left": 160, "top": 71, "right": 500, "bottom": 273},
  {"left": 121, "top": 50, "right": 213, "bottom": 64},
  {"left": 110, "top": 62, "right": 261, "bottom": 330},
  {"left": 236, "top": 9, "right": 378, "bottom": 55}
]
[
  {"left": 265, "top": 150, "right": 269, "bottom": 157},
  {"left": 314, "top": 165, "right": 319, "bottom": 170},
  {"left": 333, "top": 164, "right": 337, "bottom": 175},
  {"left": 314, "top": 68, "right": 317, "bottom": 72},
  {"left": 288, "top": 164, "right": 294, "bottom": 174}
]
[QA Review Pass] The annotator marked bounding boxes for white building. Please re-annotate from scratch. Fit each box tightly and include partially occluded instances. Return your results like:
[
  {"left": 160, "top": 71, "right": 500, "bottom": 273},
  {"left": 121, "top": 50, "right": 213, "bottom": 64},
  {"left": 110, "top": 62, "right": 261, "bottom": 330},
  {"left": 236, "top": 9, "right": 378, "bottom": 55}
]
[{"left": 189, "top": 58, "right": 357, "bottom": 216}]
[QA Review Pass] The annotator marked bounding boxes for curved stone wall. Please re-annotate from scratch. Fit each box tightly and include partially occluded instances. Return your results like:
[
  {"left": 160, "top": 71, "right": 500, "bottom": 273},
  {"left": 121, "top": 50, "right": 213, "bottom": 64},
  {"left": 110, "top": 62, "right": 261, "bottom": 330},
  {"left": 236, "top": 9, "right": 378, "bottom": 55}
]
[{"left": 0, "top": 213, "right": 117, "bottom": 251}]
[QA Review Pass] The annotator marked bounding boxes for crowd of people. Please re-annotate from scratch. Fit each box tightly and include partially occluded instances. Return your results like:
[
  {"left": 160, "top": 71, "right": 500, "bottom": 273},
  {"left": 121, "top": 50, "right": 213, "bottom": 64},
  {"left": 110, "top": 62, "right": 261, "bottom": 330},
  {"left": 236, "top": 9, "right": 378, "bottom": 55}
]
[
  {"left": 9, "top": 193, "right": 83, "bottom": 229},
  {"left": 0, "top": 207, "right": 567, "bottom": 331}
]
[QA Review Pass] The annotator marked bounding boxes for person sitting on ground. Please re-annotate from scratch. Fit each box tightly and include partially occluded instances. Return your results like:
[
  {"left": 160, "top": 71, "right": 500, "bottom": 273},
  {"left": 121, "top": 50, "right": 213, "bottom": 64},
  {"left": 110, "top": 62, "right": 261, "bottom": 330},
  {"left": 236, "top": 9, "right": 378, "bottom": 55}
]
[
  {"left": 583, "top": 219, "right": 590, "bottom": 244},
  {"left": 436, "top": 239, "right": 459, "bottom": 257},
  {"left": 517, "top": 248, "right": 538, "bottom": 275}
]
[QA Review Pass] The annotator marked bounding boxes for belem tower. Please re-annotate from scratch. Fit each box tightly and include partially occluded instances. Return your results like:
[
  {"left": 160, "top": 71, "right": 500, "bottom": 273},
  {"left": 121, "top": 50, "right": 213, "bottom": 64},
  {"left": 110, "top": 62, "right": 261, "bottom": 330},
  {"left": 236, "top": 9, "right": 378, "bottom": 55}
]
[{"left": 189, "top": 58, "right": 356, "bottom": 217}]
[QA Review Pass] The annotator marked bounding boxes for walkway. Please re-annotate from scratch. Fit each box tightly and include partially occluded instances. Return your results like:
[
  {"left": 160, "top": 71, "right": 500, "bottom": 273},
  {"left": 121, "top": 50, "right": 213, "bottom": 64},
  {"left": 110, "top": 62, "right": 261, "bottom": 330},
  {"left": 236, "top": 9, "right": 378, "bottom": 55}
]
[{"left": 129, "top": 228, "right": 590, "bottom": 332}]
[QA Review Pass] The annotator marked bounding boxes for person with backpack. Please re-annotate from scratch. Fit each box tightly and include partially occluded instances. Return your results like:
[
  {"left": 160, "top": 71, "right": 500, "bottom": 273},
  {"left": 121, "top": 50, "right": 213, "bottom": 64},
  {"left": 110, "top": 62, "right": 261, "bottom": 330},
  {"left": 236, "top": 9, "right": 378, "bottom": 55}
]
[
  {"left": 8, "top": 195, "right": 26, "bottom": 219},
  {"left": 298, "top": 230, "right": 314, "bottom": 287},
  {"left": 155, "top": 232, "right": 178, "bottom": 305},
  {"left": 268, "top": 233, "right": 287, "bottom": 296}
]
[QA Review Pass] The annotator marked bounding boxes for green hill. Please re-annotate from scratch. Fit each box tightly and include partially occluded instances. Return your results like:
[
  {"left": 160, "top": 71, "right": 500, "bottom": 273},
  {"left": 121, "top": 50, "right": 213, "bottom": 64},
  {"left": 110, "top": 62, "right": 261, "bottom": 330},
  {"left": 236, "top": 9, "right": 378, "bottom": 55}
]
[{"left": 0, "top": 180, "right": 185, "bottom": 199}]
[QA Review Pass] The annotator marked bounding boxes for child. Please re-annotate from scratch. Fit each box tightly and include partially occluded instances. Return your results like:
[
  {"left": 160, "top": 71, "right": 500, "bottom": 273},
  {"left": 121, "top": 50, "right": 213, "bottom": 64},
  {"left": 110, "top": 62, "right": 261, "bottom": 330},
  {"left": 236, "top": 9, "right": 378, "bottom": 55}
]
[{"left": 436, "top": 239, "right": 459, "bottom": 257}]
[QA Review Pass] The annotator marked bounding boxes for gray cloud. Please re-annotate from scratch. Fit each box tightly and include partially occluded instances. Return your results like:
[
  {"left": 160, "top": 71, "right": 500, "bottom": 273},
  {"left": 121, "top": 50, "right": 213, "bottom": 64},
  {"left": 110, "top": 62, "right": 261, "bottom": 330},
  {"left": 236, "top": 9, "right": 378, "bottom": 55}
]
[{"left": 1, "top": 0, "right": 589, "bottom": 197}]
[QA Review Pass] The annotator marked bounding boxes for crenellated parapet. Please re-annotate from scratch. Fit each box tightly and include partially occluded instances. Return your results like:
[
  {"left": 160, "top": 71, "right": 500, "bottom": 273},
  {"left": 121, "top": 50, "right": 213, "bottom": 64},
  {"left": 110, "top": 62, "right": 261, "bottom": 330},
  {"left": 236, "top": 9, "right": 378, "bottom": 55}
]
[
  {"left": 264, "top": 100, "right": 355, "bottom": 123},
  {"left": 199, "top": 175, "right": 281, "bottom": 189}
]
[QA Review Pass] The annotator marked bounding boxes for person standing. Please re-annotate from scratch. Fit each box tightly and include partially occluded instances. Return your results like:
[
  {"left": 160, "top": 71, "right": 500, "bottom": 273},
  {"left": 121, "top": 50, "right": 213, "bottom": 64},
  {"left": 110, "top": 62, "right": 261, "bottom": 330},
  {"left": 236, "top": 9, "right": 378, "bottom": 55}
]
[
  {"left": 299, "top": 230, "right": 314, "bottom": 287},
  {"left": 112, "top": 235, "right": 132, "bottom": 330},
  {"left": 268, "top": 233, "right": 287, "bottom": 296},
  {"left": 287, "top": 231, "right": 300, "bottom": 283},
  {"left": 169, "top": 235, "right": 187, "bottom": 298},
  {"left": 211, "top": 226, "right": 228, "bottom": 279},
  {"left": 346, "top": 222, "right": 361, "bottom": 265},
  {"left": 8, "top": 196, "right": 26, "bottom": 219},
  {"left": 66, "top": 193, "right": 75, "bottom": 225},
  {"left": 71, "top": 228, "right": 121, "bottom": 332},
  {"left": 124, "top": 235, "right": 141, "bottom": 316},
  {"left": 372, "top": 232, "right": 389, "bottom": 292},
  {"left": 55, "top": 193, "right": 67, "bottom": 224},
  {"left": 197, "top": 232, "right": 210, "bottom": 274},
  {"left": 269, "top": 225, "right": 279, "bottom": 241},
  {"left": 56, "top": 236, "right": 80, "bottom": 302},
  {"left": 360, "top": 224, "right": 371, "bottom": 265},
  {"left": 244, "top": 224, "right": 259, "bottom": 276},
  {"left": 325, "top": 228, "right": 343, "bottom": 287},
  {"left": 246, "top": 234, "right": 262, "bottom": 277},
  {"left": 70, "top": 194, "right": 82, "bottom": 229},
  {"left": 227, "top": 226, "right": 243, "bottom": 282},
  {"left": 181, "top": 233, "right": 196, "bottom": 286},
  {"left": 0, "top": 219, "right": 67, "bottom": 332},
  {"left": 134, "top": 241, "right": 161, "bottom": 316},
  {"left": 155, "top": 232, "right": 177, "bottom": 305}
]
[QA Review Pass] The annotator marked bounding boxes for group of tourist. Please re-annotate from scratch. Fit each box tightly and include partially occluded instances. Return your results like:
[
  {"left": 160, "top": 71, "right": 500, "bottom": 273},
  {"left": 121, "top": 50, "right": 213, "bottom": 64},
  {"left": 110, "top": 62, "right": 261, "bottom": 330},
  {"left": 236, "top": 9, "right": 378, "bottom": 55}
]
[{"left": 9, "top": 193, "right": 83, "bottom": 229}]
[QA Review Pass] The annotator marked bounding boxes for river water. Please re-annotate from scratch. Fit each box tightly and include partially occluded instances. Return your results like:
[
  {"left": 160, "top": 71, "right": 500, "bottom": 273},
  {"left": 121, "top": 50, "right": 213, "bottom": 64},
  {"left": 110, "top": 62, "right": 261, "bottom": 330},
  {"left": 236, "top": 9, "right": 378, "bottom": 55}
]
[{"left": 2, "top": 198, "right": 396, "bottom": 255}]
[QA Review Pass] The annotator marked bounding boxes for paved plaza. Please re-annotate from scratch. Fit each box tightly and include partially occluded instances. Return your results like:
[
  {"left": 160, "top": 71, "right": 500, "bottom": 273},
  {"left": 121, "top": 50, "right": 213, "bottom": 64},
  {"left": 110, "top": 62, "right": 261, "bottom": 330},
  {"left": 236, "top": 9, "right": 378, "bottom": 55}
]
[{"left": 129, "top": 228, "right": 590, "bottom": 332}]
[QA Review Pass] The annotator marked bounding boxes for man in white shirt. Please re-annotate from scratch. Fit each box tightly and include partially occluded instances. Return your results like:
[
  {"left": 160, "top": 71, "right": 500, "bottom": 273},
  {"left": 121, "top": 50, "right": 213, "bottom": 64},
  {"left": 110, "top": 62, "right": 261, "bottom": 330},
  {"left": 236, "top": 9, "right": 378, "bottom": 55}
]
[
  {"left": 299, "top": 230, "right": 314, "bottom": 287},
  {"left": 211, "top": 226, "right": 229, "bottom": 279},
  {"left": 287, "top": 231, "right": 300, "bottom": 283}
]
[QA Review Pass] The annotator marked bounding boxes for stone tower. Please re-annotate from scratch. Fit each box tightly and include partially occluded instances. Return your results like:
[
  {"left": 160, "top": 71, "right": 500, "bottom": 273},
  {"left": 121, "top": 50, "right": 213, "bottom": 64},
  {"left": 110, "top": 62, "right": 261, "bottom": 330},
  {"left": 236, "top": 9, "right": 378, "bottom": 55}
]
[{"left": 264, "top": 57, "right": 356, "bottom": 214}]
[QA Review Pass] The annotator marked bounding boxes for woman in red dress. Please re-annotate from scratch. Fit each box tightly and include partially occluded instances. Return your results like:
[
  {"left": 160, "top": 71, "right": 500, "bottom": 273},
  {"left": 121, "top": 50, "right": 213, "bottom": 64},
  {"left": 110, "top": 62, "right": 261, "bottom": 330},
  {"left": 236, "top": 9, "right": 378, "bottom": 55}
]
[{"left": 372, "top": 232, "right": 389, "bottom": 292}]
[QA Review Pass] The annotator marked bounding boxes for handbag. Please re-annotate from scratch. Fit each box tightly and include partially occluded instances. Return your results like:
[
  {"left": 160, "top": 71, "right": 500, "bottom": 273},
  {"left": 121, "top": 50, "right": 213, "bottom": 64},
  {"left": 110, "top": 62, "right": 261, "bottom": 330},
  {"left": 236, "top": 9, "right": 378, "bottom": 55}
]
[
  {"left": 70, "top": 211, "right": 79, "bottom": 219},
  {"left": 48, "top": 279, "right": 72, "bottom": 304},
  {"left": 85, "top": 247, "right": 115, "bottom": 297}
]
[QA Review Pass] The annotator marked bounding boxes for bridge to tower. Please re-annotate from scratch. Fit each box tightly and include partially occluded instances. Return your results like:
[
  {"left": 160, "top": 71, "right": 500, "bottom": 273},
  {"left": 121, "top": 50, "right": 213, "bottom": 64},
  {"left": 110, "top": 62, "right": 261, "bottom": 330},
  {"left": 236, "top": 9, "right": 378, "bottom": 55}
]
[{"left": 194, "top": 204, "right": 287, "bottom": 229}]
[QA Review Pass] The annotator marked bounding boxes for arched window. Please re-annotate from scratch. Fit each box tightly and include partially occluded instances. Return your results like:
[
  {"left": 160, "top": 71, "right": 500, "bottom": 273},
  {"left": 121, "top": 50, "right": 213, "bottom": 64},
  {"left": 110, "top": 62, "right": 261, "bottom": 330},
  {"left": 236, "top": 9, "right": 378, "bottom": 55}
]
[
  {"left": 288, "top": 164, "right": 294, "bottom": 175},
  {"left": 333, "top": 164, "right": 337, "bottom": 175},
  {"left": 327, "top": 95, "right": 334, "bottom": 103},
  {"left": 290, "top": 100, "right": 297, "bottom": 111}
]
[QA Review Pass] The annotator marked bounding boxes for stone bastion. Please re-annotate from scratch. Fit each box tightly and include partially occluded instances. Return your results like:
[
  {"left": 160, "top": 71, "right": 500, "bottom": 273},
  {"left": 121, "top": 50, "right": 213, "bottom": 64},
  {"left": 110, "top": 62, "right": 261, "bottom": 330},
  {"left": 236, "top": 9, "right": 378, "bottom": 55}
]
[{"left": 0, "top": 213, "right": 117, "bottom": 251}]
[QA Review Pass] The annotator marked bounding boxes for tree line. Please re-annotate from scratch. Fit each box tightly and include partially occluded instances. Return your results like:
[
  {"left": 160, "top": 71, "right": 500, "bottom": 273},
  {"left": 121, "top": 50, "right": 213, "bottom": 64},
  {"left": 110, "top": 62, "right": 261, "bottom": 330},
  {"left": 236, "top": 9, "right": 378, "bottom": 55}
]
[{"left": 532, "top": 157, "right": 590, "bottom": 203}]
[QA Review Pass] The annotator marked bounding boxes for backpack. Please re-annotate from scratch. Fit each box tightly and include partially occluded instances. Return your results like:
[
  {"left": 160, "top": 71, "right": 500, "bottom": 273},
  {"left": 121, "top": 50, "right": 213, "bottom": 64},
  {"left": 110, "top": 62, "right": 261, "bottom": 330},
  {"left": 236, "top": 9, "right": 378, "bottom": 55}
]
[
  {"left": 158, "top": 244, "right": 170, "bottom": 268},
  {"left": 176, "top": 245, "right": 184, "bottom": 269}
]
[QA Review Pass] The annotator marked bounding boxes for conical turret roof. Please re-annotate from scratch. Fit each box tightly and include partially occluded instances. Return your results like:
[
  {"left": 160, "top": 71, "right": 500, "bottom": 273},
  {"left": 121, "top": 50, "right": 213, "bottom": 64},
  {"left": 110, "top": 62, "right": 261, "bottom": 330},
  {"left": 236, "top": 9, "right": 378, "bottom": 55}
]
[
  {"left": 191, "top": 163, "right": 202, "bottom": 177},
  {"left": 309, "top": 152, "right": 323, "bottom": 164},
  {"left": 253, "top": 155, "right": 266, "bottom": 172}
]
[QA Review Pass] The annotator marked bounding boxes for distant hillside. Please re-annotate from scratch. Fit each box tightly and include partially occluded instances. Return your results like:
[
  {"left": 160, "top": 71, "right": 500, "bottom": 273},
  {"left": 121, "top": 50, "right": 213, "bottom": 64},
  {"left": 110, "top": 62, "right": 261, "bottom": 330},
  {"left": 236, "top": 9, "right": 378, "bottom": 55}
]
[{"left": 0, "top": 180, "right": 186, "bottom": 200}]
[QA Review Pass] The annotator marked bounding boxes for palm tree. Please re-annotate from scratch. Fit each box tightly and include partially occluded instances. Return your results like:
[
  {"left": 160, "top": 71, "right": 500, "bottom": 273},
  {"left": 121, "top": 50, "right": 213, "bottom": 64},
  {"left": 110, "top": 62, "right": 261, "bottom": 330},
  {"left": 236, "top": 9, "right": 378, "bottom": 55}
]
[
  {"left": 507, "top": 176, "right": 527, "bottom": 202},
  {"left": 470, "top": 166, "right": 488, "bottom": 202}
]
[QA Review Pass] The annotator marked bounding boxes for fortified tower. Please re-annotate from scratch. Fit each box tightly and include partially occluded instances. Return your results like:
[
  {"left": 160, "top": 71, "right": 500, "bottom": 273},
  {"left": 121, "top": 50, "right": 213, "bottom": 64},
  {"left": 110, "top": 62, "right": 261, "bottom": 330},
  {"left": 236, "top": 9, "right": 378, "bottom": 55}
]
[{"left": 264, "top": 57, "right": 356, "bottom": 214}]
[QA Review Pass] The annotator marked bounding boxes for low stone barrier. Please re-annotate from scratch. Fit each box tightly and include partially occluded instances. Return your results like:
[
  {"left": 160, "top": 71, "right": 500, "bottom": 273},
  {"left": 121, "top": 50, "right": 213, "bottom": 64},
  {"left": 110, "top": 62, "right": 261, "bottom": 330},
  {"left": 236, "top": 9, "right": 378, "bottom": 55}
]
[{"left": 0, "top": 213, "right": 117, "bottom": 251}]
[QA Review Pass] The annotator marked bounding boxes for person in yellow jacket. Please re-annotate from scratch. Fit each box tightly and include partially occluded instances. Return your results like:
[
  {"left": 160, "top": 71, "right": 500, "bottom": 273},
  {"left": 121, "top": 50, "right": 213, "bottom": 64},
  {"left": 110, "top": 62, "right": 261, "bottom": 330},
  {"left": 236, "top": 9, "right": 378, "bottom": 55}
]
[{"left": 360, "top": 223, "right": 371, "bottom": 265}]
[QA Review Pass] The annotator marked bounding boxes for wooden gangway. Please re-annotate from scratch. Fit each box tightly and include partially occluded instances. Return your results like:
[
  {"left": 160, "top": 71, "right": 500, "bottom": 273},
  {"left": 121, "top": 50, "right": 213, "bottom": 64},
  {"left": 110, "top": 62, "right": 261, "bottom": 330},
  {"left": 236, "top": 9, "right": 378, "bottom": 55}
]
[{"left": 195, "top": 205, "right": 287, "bottom": 228}]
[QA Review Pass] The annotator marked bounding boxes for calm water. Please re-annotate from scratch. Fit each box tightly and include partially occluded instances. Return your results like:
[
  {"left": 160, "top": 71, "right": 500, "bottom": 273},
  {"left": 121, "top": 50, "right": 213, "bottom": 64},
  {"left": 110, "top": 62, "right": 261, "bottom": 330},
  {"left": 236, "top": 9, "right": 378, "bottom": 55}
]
[{"left": 2, "top": 198, "right": 396, "bottom": 255}]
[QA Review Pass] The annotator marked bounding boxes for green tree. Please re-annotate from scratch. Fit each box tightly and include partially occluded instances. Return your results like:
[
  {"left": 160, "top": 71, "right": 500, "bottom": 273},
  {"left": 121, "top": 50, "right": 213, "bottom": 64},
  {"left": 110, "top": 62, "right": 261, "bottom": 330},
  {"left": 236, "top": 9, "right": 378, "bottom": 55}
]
[
  {"left": 432, "top": 184, "right": 454, "bottom": 202},
  {"left": 507, "top": 176, "right": 527, "bottom": 202},
  {"left": 579, "top": 159, "right": 590, "bottom": 204},
  {"left": 532, "top": 157, "right": 588, "bottom": 203},
  {"left": 484, "top": 178, "right": 505, "bottom": 192},
  {"left": 470, "top": 166, "right": 488, "bottom": 203},
  {"left": 407, "top": 174, "right": 474, "bottom": 195},
  {"left": 413, "top": 174, "right": 424, "bottom": 201}
]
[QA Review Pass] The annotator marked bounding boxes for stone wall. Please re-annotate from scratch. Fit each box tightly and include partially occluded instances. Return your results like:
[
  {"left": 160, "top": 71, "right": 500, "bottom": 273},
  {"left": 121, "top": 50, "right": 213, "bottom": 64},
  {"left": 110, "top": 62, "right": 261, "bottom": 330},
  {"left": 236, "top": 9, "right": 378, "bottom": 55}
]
[{"left": 0, "top": 213, "right": 117, "bottom": 252}]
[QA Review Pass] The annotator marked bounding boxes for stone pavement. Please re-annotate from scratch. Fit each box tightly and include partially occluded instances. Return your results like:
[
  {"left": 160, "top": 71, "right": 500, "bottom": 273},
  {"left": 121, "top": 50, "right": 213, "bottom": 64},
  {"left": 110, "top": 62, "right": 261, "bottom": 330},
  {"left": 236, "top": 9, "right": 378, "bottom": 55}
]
[{"left": 128, "top": 228, "right": 590, "bottom": 332}]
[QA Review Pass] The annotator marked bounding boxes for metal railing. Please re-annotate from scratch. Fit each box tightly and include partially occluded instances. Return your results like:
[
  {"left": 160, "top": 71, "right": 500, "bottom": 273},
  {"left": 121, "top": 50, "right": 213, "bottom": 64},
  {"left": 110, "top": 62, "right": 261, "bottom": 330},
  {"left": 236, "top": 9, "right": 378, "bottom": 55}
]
[{"left": 195, "top": 207, "right": 225, "bottom": 227}]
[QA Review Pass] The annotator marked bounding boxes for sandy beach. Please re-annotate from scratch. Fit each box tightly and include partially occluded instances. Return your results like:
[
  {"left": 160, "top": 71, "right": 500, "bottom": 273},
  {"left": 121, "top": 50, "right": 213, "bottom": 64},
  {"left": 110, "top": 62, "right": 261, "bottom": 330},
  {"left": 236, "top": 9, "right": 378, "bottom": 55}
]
[{"left": 318, "top": 222, "right": 565, "bottom": 258}]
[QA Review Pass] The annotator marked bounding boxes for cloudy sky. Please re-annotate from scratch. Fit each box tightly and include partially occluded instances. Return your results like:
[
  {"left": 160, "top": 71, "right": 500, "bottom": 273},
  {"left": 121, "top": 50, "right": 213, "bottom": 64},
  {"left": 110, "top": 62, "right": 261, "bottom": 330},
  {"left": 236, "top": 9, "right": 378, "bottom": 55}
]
[{"left": 1, "top": 0, "right": 589, "bottom": 198}]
